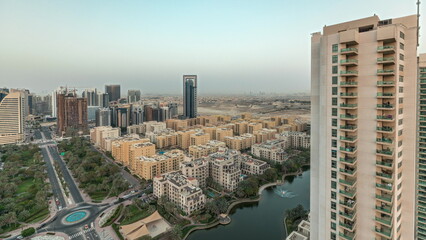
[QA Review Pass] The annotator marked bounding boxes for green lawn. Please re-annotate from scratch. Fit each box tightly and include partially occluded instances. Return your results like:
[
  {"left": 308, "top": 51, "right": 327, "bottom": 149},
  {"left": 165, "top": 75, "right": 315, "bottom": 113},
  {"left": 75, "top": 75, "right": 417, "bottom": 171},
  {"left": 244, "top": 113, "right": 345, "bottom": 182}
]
[
  {"left": 120, "top": 205, "right": 156, "bottom": 225},
  {"left": 27, "top": 208, "right": 50, "bottom": 223},
  {"left": 17, "top": 178, "right": 35, "bottom": 194}
]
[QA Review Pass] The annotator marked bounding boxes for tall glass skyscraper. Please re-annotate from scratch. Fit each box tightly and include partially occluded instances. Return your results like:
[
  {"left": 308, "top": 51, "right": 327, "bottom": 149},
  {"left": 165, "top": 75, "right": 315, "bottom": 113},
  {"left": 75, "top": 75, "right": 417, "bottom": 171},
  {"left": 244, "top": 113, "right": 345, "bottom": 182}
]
[
  {"left": 183, "top": 75, "right": 197, "bottom": 119},
  {"left": 105, "top": 84, "right": 121, "bottom": 102}
]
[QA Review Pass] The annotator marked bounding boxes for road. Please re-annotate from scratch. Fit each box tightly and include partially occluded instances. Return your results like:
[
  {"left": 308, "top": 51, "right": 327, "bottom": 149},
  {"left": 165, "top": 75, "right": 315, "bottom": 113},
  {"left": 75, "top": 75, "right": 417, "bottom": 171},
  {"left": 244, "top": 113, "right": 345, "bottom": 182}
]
[
  {"left": 47, "top": 145, "right": 84, "bottom": 204},
  {"left": 40, "top": 146, "right": 67, "bottom": 209}
]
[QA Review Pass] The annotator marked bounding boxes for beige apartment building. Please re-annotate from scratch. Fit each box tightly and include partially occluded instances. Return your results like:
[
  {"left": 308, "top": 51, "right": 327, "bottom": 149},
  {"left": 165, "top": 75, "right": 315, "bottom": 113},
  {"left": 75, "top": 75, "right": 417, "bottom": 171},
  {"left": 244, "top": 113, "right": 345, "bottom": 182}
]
[
  {"left": 234, "top": 121, "right": 249, "bottom": 135},
  {"left": 215, "top": 128, "right": 233, "bottom": 142},
  {"left": 189, "top": 132, "right": 210, "bottom": 146},
  {"left": 111, "top": 137, "right": 150, "bottom": 166},
  {"left": 208, "top": 149, "right": 241, "bottom": 192},
  {"left": 224, "top": 133, "right": 255, "bottom": 151},
  {"left": 177, "top": 130, "right": 197, "bottom": 149},
  {"left": 166, "top": 119, "right": 188, "bottom": 131},
  {"left": 90, "top": 126, "right": 120, "bottom": 148},
  {"left": 135, "top": 149, "right": 185, "bottom": 180},
  {"left": 188, "top": 140, "right": 227, "bottom": 158},
  {"left": 180, "top": 159, "right": 209, "bottom": 187},
  {"left": 239, "top": 155, "right": 269, "bottom": 175},
  {"left": 248, "top": 122, "right": 263, "bottom": 134},
  {"left": 251, "top": 140, "right": 289, "bottom": 163},
  {"left": 0, "top": 92, "right": 25, "bottom": 145},
  {"left": 129, "top": 142, "right": 156, "bottom": 171},
  {"left": 153, "top": 171, "right": 206, "bottom": 215},
  {"left": 311, "top": 15, "right": 418, "bottom": 240},
  {"left": 253, "top": 128, "right": 277, "bottom": 143}
]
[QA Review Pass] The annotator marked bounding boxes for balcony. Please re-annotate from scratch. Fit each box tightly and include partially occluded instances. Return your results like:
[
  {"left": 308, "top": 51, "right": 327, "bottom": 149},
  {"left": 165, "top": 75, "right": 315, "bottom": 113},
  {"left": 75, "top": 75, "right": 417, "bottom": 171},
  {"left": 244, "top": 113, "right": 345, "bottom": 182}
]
[
  {"left": 340, "top": 70, "right": 358, "bottom": 77},
  {"left": 340, "top": 59, "right": 358, "bottom": 66},
  {"left": 340, "top": 200, "right": 356, "bottom": 210},
  {"left": 340, "top": 146, "right": 357, "bottom": 153},
  {"left": 376, "top": 126, "right": 393, "bottom": 133},
  {"left": 340, "top": 157, "right": 357, "bottom": 165},
  {"left": 377, "top": 57, "right": 395, "bottom": 65},
  {"left": 340, "top": 189, "right": 356, "bottom": 198},
  {"left": 340, "top": 135, "right": 357, "bottom": 143},
  {"left": 377, "top": 81, "right": 395, "bottom": 87},
  {"left": 421, "top": 73, "right": 426, "bottom": 79},
  {"left": 377, "top": 69, "right": 395, "bottom": 76},
  {"left": 340, "top": 103, "right": 358, "bottom": 109},
  {"left": 340, "top": 81, "right": 358, "bottom": 87},
  {"left": 375, "top": 227, "right": 392, "bottom": 238},
  {"left": 376, "top": 193, "right": 393, "bottom": 203},
  {"left": 340, "top": 125, "right": 357, "bottom": 132},
  {"left": 376, "top": 161, "right": 393, "bottom": 169},
  {"left": 377, "top": 45, "right": 395, "bottom": 54},
  {"left": 340, "top": 168, "right": 356, "bottom": 177},
  {"left": 339, "top": 211, "right": 356, "bottom": 221},
  {"left": 340, "top": 48, "right": 358, "bottom": 55},
  {"left": 377, "top": 115, "right": 394, "bottom": 121},
  {"left": 377, "top": 104, "right": 394, "bottom": 110},
  {"left": 340, "top": 92, "right": 357, "bottom": 98},
  {"left": 376, "top": 205, "right": 392, "bottom": 214},
  {"left": 377, "top": 93, "right": 394, "bottom": 98},
  {"left": 339, "top": 221, "right": 356, "bottom": 231},
  {"left": 339, "top": 231, "right": 355, "bottom": 240},
  {"left": 376, "top": 137, "right": 393, "bottom": 144},
  {"left": 376, "top": 172, "right": 393, "bottom": 180},
  {"left": 376, "top": 183, "right": 393, "bottom": 191},
  {"left": 339, "top": 178, "right": 356, "bottom": 187},
  {"left": 340, "top": 114, "right": 357, "bottom": 120},
  {"left": 375, "top": 215, "right": 393, "bottom": 227}
]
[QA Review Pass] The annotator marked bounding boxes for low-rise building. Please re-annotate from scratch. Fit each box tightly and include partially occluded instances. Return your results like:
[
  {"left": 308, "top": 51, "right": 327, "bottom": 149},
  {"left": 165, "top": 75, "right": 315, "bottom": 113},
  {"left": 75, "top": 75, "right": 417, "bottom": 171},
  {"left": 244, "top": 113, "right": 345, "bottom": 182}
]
[
  {"left": 239, "top": 155, "right": 269, "bottom": 175},
  {"left": 111, "top": 136, "right": 150, "bottom": 166},
  {"left": 253, "top": 128, "right": 277, "bottom": 143},
  {"left": 276, "top": 131, "right": 310, "bottom": 149},
  {"left": 208, "top": 149, "right": 241, "bottom": 192},
  {"left": 189, "top": 132, "right": 211, "bottom": 147},
  {"left": 224, "top": 133, "right": 255, "bottom": 151},
  {"left": 251, "top": 140, "right": 290, "bottom": 163},
  {"left": 180, "top": 159, "right": 209, "bottom": 187},
  {"left": 90, "top": 126, "right": 120, "bottom": 148},
  {"left": 188, "top": 140, "right": 226, "bottom": 159},
  {"left": 135, "top": 149, "right": 185, "bottom": 180},
  {"left": 153, "top": 171, "right": 206, "bottom": 215},
  {"left": 215, "top": 128, "right": 233, "bottom": 142},
  {"left": 129, "top": 142, "right": 156, "bottom": 170}
]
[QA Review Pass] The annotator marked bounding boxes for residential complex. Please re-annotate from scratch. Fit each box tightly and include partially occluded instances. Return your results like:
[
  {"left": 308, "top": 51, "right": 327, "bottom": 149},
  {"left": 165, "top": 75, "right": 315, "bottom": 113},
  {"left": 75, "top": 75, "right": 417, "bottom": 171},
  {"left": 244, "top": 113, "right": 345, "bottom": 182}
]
[
  {"left": 251, "top": 140, "right": 288, "bottom": 163},
  {"left": 135, "top": 149, "right": 185, "bottom": 180},
  {"left": 153, "top": 171, "right": 206, "bottom": 215},
  {"left": 311, "top": 15, "right": 418, "bottom": 240},
  {"left": 224, "top": 133, "right": 255, "bottom": 151}
]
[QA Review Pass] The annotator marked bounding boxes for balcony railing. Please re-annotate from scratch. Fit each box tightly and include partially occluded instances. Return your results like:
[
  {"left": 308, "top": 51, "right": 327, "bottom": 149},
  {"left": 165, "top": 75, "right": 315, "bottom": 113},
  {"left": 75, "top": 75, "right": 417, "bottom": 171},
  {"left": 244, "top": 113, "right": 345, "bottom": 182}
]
[
  {"left": 376, "top": 194, "right": 393, "bottom": 203},
  {"left": 339, "top": 232, "right": 355, "bottom": 240},
  {"left": 376, "top": 138, "right": 393, "bottom": 144},
  {"left": 376, "top": 205, "right": 392, "bottom": 214},
  {"left": 340, "top": 168, "right": 356, "bottom": 175},
  {"left": 340, "top": 157, "right": 357, "bottom": 164},
  {"left": 377, "top": 104, "right": 394, "bottom": 109},
  {"left": 340, "top": 81, "right": 358, "bottom": 86},
  {"left": 340, "top": 136, "right": 357, "bottom": 141},
  {"left": 377, "top": 46, "right": 395, "bottom": 51},
  {"left": 377, "top": 93, "right": 394, "bottom": 97},
  {"left": 340, "top": 146, "right": 357, "bottom": 152},
  {"left": 377, "top": 115, "right": 394, "bottom": 121},
  {"left": 340, "top": 200, "right": 356, "bottom": 208},
  {"left": 377, "top": 57, "right": 395, "bottom": 63},
  {"left": 377, "top": 172, "right": 393, "bottom": 180},
  {"left": 341, "top": 48, "right": 358, "bottom": 53},
  {"left": 377, "top": 149, "right": 393, "bottom": 156},
  {"left": 377, "top": 81, "right": 395, "bottom": 86},
  {"left": 340, "top": 189, "right": 356, "bottom": 198},
  {"left": 341, "top": 93, "right": 357, "bottom": 97},
  {"left": 375, "top": 227, "right": 392, "bottom": 238},
  {"left": 376, "top": 161, "right": 393, "bottom": 168},
  {"left": 341, "top": 114, "right": 357, "bottom": 119},
  {"left": 376, "top": 183, "right": 392, "bottom": 191},
  {"left": 340, "top": 59, "right": 358, "bottom": 64},
  {"left": 339, "top": 179, "right": 356, "bottom": 186},
  {"left": 377, "top": 126, "right": 393, "bottom": 132},
  {"left": 377, "top": 69, "right": 395, "bottom": 74},
  {"left": 340, "top": 125, "right": 357, "bottom": 130},
  {"left": 375, "top": 216, "right": 392, "bottom": 226},
  {"left": 340, "top": 103, "right": 358, "bottom": 108},
  {"left": 339, "top": 221, "right": 355, "bottom": 231},
  {"left": 340, "top": 70, "right": 358, "bottom": 75}
]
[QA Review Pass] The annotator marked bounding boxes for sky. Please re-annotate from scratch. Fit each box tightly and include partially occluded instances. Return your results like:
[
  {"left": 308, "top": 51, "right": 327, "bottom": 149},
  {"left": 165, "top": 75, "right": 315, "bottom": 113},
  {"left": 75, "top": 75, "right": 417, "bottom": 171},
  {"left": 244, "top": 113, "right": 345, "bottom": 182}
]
[{"left": 0, "top": 0, "right": 424, "bottom": 95}]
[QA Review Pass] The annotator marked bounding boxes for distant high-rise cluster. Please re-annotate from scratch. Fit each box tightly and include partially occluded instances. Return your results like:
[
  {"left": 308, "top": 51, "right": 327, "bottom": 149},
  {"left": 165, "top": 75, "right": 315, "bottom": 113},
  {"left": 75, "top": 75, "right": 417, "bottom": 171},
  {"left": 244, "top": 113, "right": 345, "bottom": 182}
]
[{"left": 183, "top": 75, "right": 197, "bottom": 119}]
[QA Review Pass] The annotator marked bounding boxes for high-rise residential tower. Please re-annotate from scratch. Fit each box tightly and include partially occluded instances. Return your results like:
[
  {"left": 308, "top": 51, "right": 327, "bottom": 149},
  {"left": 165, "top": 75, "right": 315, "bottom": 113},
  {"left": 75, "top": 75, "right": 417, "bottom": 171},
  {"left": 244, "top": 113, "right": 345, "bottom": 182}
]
[
  {"left": 311, "top": 15, "right": 418, "bottom": 240},
  {"left": 0, "top": 92, "right": 25, "bottom": 145},
  {"left": 95, "top": 108, "right": 111, "bottom": 127},
  {"left": 82, "top": 88, "right": 99, "bottom": 106},
  {"left": 127, "top": 90, "right": 141, "bottom": 103},
  {"left": 105, "top": 84, "right": 121, "bottom": 102},
  {"left": 56, "top": 91, "right": 88, "bottom": 135},
  {"left": 417, "top": 53, "right": 426, "bottom": 239},
  {"left": 183, "top": 75, "right": 197, "bottom": 119}
]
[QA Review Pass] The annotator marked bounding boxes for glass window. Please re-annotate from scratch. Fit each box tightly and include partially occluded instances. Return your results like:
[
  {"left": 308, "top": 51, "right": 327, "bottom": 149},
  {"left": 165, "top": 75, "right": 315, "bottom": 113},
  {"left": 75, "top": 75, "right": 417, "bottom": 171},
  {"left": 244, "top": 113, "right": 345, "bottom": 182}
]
[
  {"left": 399, "top": 76, "right": 404, "bottom": 82},
  {"left": 332, "top": 129, "right": 337, "bottom": 137},
  {"left": 332, "top": 108, "right": 337, "bottom": 116},
  {"left": 331, "top": 191, "right": 336, "bottom": 200},
  {"left": 331, "top": 160, "right": 337, "bottom": 168},
  {"left": 332, "top": 139, "right": 337, "bottom": 147},
  {"left": 332, "top": 66, "right": 338, "bottom": 74},
  {"left": 332, "top": 118, "right": 337, "bottom": 126},
  {"left": 331, "top": 170, "right": 337, "bottom": 179},
  {"left": 332, "top": 55, "right": 338, "bottom": 64},
  {"left": 332, "top": 44, "right": 338, "bottom": 53},
  {"left": 400, "top": 42, "right": 404, "bottom": 50},
  {"left": 399, "top": 98, "right": 403, "bottom": 104},
  {"left": 399, "top": 53, "right": 404, "bottom": 61},
  {"left": 332, "top": 87, "right": 338, "bottom": 95},
  {"left": 400, "top": 31, "right": 405, "bottom": 39},
  {"left": 331, "top": 181, "right": 336, "bottom": 189},
  {"left": 332, "top": 76, "right": 338, "bottom": 85},
  {"left": 332, "top": 98, "right": 338, "bottom": 106},
  {"left": 331, "top": 150, "right": 337, "bottom": 158},
  {"left": 399, "top": 64, "right": 404, "bottom": 71},
  {"left": 399, "top": 87, "right": 403, "bottom": 93}
]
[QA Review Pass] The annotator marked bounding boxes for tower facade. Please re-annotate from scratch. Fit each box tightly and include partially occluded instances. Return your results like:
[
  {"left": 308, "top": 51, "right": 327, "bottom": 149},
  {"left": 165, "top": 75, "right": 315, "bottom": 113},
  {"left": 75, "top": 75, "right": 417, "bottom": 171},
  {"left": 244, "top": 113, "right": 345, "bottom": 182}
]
[
  {"left": 183, "top": 75, "right": 197, "bottom": 119},
  {"left": 0, "top": 92, "right": 25, "bottom": 145}
]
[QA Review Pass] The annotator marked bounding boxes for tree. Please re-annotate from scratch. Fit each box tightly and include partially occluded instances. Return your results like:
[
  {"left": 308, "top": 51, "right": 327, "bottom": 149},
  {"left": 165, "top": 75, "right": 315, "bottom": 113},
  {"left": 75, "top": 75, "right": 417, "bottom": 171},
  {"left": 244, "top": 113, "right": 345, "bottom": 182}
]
[
  {"left": 263, "top": 168, "right": 278, "bottom": 182},
  {"left": 21, "top": 227, "right": 35, "bottom": 237}
]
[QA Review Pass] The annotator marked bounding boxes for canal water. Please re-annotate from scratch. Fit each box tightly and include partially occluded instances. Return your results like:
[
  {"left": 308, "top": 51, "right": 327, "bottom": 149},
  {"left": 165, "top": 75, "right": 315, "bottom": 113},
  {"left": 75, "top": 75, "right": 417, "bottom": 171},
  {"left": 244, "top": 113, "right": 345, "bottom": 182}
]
[{"left": 187, "top": 169, "right": 310, "bottom": 240}]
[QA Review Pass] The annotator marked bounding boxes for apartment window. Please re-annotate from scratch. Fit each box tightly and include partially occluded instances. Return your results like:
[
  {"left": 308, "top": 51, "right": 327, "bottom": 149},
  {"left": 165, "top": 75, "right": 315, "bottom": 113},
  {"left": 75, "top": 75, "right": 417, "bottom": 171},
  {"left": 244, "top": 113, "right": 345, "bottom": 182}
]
[
  {"left": 332, "top": 87, "right": 338, "bottom": 95},
  {"left": 400, "top": 42, "right": 405, "bottom": 50},
  {"left": 332, "top": 129, "right": 337, "bottom": 137},
  {"left": 400, "top": 31, "right": 405, "bottom": 39},
  {"left": 332, "top": 55, "right": 338, "bottom": 64},
  {"left": 332, "top": 108, "right": 337, "bottom": 116},
  {"left": 331, "top": 170, "right": 337, "bottom": 179},
  {"left": 398, "top": 140, "right": 403, "bottom": 147},
  {"left": 331, "top": 191, "right": 336, "bottom": 200},
  {"left": 331, "top": 233, "right": 336, "bottom": 240},
  {"left": 399, "top": 98, "right": 403, "bottom": 104},
  {"left": 331, "top": 181, "right": 336, "bottom": 189},
  {"left": 398, "top": 129, "right": 403, "bottom": 136},
  {"left": 398, "top": 161, "right": 402, "bottom": 168},
  {"left": 331, "top": 150, "right": 337, "bottom": 158},
  {"left": 398, "top": 151, "right": 403, "bottom": 158},
  {"left": 399, "top": 53, "right": 404, "bottom": 61},
  {"left": 332, "top": 66, "right": 338, "bottom": 74},
  {"left": 398, "top": 183, "right": 402, "bottom": 190},
  {"left": 332, "top": 76, "right": 338, "bottom": 85},
  {"left": 399, "top": 64, "right": 404, "bottom": 72},
  {"left": 332, "top": 118, "right": 337, "bottom": 127},
  {"left": 398, "top": 119, "right": 403, "bottom": 125},
  {"left": 399, "top": 76, "right": 404, "bottom": 82},
  {"left": 331, "top": 222, "right": 336, "bottom": 230},
  {"left": 398, "top": 108, "right": 403, "bottom": 114},
  {"left": 331, "top": 211, "right": 336, "bottom": 219},
  {"left": 399, "top": 87, "right": 404, "bottom": 93},
  {"left": 332, "top": 44, "right": 338, "bottom": 53},
  {"left": 332, "top": 139, "right": 337, "bottom": 148},
  {"left": 331, "top": 160, "right": 337, "bottom": 168}
]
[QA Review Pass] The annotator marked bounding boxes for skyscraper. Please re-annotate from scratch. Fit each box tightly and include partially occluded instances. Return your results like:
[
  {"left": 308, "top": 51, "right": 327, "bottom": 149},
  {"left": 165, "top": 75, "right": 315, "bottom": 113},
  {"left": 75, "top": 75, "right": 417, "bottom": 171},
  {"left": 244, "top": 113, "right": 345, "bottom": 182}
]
[
  {"left": 98, "top": 92, "right": 110, "bottom": 108},
  {"left": 105, "top": 84, "right": 121, "bottom": 102},
  {"left": 51, "top": 86, "right": 67, "bottom": 117},
  {"left": 56, "top": 91, "right": 88, "bottom": 135},
  {"left": 95, "top": 108, "right": 111, "bottom": 127},
  {"left": 183, "top": 75, "right": 197, "bottom": 119},
  {"left": 82, "top": 88, "right": 99, "bottom": 106},
  {"left": 0, "top": 92, "right": 25, "bottom": 145},
  {"left": 311, "top": 15, "right": 418, "bottom": 240},
  {"left": 127, "top": 90, "right": 141, "bottom": 103},
  {"left": 417, "top": 53, "right": 426, "bottom": 239}
]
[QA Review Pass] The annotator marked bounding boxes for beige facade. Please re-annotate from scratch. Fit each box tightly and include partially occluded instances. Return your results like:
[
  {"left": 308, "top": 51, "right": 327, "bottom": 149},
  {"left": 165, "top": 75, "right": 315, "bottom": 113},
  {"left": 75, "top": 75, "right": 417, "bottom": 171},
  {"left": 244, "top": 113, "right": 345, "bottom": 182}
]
[
  {"left": 177, "top": 130, "right": 197, "bottom": 149},
  {"left": 189, "top": 132, "right": 210, "bottom": 146},
  {"left": 90, "top": 126, "right": 120, "bottom": 149},
  {"left": 0, "top": 92, "right": 25, "bottom": 145},
  {"left": 111, "top": 137, "right": 150, "bottom": 166},
  {"left": 188, "top": 140, "right": 227, "bottom": 159},
  {"left": 253, "top": 128, "right": 277, "bottom": 143},
  {"left": 239, "top": 155, "right": 269, "bottom": 175},
  {"left": 135, "top": 149, "right": 184, "bottom": 180},
  {"left": 251, "top": 140, "right": 289, "bottom": 163},
  {"left": 208, "top": 149, "right": 241, "bottom": 192},
  {"left": 166, "top": 119, "right": 188, "bottom": 131},
  {"left": 129, "top": 142, "right": 156, "bottom": 171},
  {"left": 180, "top": 159, "right": 209, "bottom": 187},
  {"left": 248, "top": 122, "right": 263, "bottom": 134},
  {"left": 224, "top": 133, "right": 255, "bottom": 151},
  {"left": 311, "top": 15, "right": 418, "bottom": 240},
  {"left": 153, "top": 171, "right": 206, "bottom": 215}
]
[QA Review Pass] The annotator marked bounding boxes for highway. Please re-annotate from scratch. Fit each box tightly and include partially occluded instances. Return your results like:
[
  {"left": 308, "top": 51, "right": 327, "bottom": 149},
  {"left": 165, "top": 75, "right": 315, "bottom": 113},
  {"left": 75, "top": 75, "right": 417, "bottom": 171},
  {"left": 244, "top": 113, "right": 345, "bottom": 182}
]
[
  {"left": 47, "top": 145, "right": 84, "bottom": 204},
  {"left": 40, "top": 146, "right": 67, "bottom": 209}
]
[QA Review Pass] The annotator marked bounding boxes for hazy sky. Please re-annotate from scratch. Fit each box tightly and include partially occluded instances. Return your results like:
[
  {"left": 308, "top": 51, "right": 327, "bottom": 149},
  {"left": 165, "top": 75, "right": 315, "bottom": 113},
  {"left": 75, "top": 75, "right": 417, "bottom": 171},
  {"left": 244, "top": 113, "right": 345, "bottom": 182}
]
[{"left": 0, "top": 0, "right": 424, "bottom": 95}]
